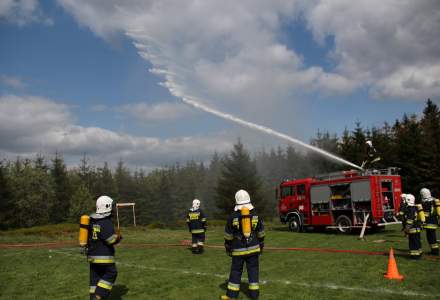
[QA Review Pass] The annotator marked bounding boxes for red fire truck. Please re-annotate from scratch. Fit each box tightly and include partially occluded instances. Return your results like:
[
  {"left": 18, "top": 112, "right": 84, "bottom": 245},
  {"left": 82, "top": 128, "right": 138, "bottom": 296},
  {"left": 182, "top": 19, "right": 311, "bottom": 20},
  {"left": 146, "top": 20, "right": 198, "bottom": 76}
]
[{"left": 277, "top": 167, "right": 402, "bottom": 233}]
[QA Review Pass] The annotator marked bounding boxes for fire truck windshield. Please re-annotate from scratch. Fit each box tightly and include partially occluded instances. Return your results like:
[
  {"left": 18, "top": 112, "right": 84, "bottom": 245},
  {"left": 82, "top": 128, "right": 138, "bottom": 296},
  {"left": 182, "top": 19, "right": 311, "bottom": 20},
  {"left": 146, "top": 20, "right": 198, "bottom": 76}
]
[{"left": 281, "top": 186, "right": 295, "bottom": 197}]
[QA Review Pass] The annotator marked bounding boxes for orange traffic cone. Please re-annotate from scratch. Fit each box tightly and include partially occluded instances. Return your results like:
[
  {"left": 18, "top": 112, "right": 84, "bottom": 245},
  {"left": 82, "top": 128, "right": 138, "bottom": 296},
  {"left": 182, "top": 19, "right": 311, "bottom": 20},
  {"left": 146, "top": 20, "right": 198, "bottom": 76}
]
[{"left": 384, "top": 248, "right": 404, "bottom": 280}]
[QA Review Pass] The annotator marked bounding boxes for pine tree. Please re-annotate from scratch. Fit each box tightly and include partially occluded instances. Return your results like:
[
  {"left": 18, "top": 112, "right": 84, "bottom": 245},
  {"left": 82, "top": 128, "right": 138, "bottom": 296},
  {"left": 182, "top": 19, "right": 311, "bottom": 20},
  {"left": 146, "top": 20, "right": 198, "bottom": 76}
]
[
  {"left": 200, "top": 152, "right": 223, "bottom": 215},
  {"left": 285, "top": 145, "right": 310, "bottom": 178},
  {"left": 68, "top": 183, "right": 95, "bottom": 222},
  {"left": 94, "top": 162, "right": 117, "bottom": 199},
  {"left": 393, "top": 114, "right": 424, "bottom": 195},
  {"left": 50, "top": 152, "right": 71, "bottom": 223},
  {"left": 418, "top": 99, "right": 440, "bottom": 194},
  {"left": 308, "top": 131, "right": 340, "bottom": 173},
  {"left": 338, "top": 123, "right": 367, "bottom": 167},
  {"left": 0, "top": 162, "right": 13, "bottom": 229},
  {"left": 115, "top": 159, "right": 135, "bottom": 201},
  {"left": 370, "top": 123, "right": 396, "bottom": 169},
  {"left": 215, "top": 140, "right": 265, "bottom": 217},
  {"left": 10, "top": 158, "right": 56, "bottom": 227}
]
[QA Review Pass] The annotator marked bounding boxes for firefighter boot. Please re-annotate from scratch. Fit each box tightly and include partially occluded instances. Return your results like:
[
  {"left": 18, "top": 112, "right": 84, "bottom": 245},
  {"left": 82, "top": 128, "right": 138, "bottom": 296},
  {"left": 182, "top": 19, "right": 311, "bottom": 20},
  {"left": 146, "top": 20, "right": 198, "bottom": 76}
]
[
  {"left": 431, "top": 248, "right": 439, "bottom": 255},
  {"left": 198, "top": 245, "right": 204, "bottom": 254},
  {"left": 192, "top": 246, "right": 198, "bottom": 254}
]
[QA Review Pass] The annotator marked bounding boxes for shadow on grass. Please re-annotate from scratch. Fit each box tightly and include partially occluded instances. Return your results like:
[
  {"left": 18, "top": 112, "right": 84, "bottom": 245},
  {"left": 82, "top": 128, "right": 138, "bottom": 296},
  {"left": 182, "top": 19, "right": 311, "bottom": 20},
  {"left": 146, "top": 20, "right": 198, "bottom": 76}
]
[
  {"left": 109, "top": 285, "right": 129, "bottom": 299},
  {"left": 219, "top": 280, "right": 256, "bottom": 299}
]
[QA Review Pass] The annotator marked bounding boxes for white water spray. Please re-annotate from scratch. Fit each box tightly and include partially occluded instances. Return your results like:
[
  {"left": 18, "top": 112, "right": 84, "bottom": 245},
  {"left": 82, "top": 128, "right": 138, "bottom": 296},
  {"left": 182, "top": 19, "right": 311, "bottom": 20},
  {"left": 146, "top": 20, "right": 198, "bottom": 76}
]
[{"left": 181, "top": 96, "right": 363, "bottom": 170}]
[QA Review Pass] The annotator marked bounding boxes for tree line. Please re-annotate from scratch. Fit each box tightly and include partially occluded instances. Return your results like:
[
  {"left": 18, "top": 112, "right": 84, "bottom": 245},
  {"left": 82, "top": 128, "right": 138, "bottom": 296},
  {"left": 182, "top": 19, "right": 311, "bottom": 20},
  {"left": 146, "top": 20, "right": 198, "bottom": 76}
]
[{"left": 0, "top": 99, "right": 439, "bottom": 229}]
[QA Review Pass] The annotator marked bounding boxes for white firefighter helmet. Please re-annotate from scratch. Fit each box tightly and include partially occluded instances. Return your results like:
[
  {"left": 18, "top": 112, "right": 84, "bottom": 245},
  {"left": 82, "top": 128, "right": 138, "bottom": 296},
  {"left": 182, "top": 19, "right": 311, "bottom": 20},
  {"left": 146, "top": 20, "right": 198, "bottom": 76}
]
[
  {"left": 366, "top": 140, "right": 373, "bottom": 147},
  {"left": 192, "top": 199, "right": 201, "bottom": 210},
  {"left": 420, "top": 188, "right": 432, "bottom": 201},
  {"left": 234, "top": 189, "right": 254, "bottom": 211},
  {"left": 400, "top": 193, "right": 407, "bottom": 204},
  {"left": 96, "top": 195, "right": 114, "bottom": 214},
  {"left": 406, "top": 194, "right": 415, "bottom": 206}
]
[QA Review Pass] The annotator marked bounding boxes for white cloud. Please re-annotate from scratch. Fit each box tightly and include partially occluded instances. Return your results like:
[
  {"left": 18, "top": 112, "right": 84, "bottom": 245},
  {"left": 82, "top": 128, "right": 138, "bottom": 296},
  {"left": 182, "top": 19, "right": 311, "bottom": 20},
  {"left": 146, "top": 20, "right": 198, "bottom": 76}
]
[
  {"left": 117, "top": 102, "right": 194, "bottom": 122},
  {"left": 57, "top": 0, "right": 357, "bottom": 118},
  {"left": 0, "top": 95, "right": 232, "bottom": 169},
  {"left": 0, "top": 0, "right": 53, "bottom": 26},
  {"left": 58, "top": 0, "right": 440, "bottom": 106},
  {"left": 303, "top": 0, "right": 440, "bottom": 99},
  {"left": 0, "top": 75, "right": 25, "bottom": 88}
]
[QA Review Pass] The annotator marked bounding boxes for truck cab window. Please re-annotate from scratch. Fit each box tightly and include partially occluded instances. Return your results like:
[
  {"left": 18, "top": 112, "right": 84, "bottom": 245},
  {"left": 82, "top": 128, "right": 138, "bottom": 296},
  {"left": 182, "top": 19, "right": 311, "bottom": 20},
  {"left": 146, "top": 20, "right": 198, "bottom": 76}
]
[
  {"left": 281, "top": 186, "right": 294, "bottom": 197},
  {"left": 297, "top": 185, "right": 306, "bottom": 196}
]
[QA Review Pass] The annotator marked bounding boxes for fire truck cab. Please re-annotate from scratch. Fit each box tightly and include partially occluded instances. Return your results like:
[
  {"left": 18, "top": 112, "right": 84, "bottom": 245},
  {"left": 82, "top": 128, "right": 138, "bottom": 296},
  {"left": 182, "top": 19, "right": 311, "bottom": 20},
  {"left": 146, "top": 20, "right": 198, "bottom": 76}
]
[{"left": 277, "top": 168, "right": 402, "bottom": 233}]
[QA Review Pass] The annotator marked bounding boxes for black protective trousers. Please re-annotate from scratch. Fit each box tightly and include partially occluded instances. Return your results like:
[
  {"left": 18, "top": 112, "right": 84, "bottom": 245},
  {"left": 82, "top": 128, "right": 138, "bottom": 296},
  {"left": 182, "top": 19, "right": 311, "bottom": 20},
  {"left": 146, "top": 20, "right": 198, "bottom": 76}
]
[
  {"left": 90, "top": 263, "right": 118, "bottom": 299},
  {"left": 408, "top": 232, "right": 422, "bottom": 258},
  {"left": 191, "top": 232, "right": 205, "bottom": 245},
  {"left": 226, "top": 254, "right": 259, "bottom": 299},
  {"left": 424, "top": 215, "right": 439, "bottom": 252}
]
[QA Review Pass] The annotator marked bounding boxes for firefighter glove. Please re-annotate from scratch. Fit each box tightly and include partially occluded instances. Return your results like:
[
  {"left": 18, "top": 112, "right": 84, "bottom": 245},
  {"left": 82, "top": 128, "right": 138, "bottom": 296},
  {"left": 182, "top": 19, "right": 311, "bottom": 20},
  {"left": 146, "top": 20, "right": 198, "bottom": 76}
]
[
  {"left": 116, "top": 229, "right": 123, "bottom": 243},
  {"left": 224, "top": 243, "right": 232, "bottom": 256}
]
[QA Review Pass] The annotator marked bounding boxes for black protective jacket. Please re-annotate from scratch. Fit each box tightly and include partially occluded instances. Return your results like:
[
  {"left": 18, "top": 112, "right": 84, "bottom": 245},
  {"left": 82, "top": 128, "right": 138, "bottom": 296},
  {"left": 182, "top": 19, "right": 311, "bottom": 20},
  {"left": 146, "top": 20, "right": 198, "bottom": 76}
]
[
  {"left": 224, "top": 209, "right": 265, "bottom": 256},
  {"left": 422, "top": 199, "right": 440, "bottom": 229},
  {"left": 186, "top": 208, "right": 207, "bottom": 234},
  {"left": 87, "top": 214, "right": 120, "bottom": 263},
  {"left": 405, "top": 206, "right": 422, "bottom": 234}
]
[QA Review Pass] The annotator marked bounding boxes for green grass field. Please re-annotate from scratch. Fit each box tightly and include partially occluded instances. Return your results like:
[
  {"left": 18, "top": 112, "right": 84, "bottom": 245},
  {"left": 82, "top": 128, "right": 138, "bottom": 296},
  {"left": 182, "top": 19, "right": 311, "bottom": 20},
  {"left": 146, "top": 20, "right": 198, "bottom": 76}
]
[{"left": 1, "top": 223, "right": 440, "bottom": 299}]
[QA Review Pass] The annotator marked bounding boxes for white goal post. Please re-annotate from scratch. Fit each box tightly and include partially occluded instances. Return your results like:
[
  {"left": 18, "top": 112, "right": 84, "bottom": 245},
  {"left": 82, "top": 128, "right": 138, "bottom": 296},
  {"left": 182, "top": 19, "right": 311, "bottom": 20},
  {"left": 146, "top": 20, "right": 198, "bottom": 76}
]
[{"left": 116, "top": 203, "right": 136, "bottom": 228}]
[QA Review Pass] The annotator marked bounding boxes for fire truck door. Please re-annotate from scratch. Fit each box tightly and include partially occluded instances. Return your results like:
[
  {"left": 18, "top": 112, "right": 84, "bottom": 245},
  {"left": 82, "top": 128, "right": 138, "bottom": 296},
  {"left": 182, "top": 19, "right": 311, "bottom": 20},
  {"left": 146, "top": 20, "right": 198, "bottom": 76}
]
[{"left": 296, "top": 184, "right": 307, "bottom": 219}]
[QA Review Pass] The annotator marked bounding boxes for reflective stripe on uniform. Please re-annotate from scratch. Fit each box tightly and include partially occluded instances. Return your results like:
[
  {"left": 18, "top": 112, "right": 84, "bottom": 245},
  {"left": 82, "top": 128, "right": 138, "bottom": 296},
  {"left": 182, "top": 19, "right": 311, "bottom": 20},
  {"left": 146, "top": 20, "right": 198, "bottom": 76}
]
[
  {"left": 105, "top": 234, "right": 118, "bottom": 244},
  {"left": 424, "top": 224, "right": 438, "bottom": 229},
  {"left": 197, "top": 241, "right": 204, "bottom": 246},
  {"left": 97, "top": 279, "right": 113, "bottom": 290},
  {"left": 227, "top": 282, "right": 240, "bottom": 291},
  {"left": 430, "top": 243, "right": 439, "bottom": 249},
  {"left": 232, "top": 245, "right": 260, "bottom": 256},
  {"left": 191, "top": 229, "right": 205, "bottom": 233},
  {"left": 251, "top": 216, "right": 258, "bottom": 229},
  {"left": 201, "top": 218, "right": 207, "bottom": 222},
  {"left": 89, "top": 286, "right": 96, "bottom": 293},
  {"left": 410, "top": 250, "right": 422, "bottom": 256},
  {"left": 88, "top": 256, "right": 115, "bottom": 264},
  {"left": 224, "top": 232, "right": 233, "bottom": 240},
  {"left": 249, "top": 282, "right": 259, "bottom": 290},
  {"left": 189, "top": 212, "right": 200, "bottom": 220}
]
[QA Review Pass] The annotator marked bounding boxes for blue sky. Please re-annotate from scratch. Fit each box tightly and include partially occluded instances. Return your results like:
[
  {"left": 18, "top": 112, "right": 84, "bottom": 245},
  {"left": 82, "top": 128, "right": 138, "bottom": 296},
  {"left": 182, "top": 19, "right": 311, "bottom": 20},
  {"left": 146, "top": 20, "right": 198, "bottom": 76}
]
[{"left": 1, "top": 0, "right": 438, "bottom": 170}]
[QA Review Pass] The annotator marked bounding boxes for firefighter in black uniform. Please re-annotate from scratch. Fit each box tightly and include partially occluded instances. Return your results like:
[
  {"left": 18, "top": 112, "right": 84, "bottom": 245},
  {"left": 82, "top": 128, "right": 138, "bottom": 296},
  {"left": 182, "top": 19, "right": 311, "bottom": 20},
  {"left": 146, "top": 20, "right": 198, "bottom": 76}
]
[
  {"left": 221, "top": 190, "right": 265, "bottom": 300},
  {"left": 186, "top": 199, "right": 207, "bottom": 254},
  {"left": 420, "top": 188, "right": 440, "bottom": 255},
  {"left": 397, "top": 193, "right": 408, "bottom": 233},
  {"left": 361, "top": 140, "right": 381, "bottom": 169},
  {"left": 404, "top": 194, "right": 424, "bottom": 259},
  {"left": 87, "top": 196, "right": 122, "bottom": 299}
]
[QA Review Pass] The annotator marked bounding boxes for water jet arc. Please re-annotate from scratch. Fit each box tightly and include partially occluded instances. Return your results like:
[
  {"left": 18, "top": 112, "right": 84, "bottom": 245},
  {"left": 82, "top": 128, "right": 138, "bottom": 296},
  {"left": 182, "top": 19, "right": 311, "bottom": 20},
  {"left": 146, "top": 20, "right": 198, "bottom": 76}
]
[{"left": 181, "top": 96, "right": 363, "bottom": 171}]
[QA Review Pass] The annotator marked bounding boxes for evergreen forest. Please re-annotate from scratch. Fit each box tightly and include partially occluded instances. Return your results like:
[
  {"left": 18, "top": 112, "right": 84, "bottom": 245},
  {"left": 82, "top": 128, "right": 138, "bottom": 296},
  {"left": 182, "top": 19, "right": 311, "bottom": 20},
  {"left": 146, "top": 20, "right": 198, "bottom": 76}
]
[{"left": 1, "top": 100, "right": 439, "bottom": 229}]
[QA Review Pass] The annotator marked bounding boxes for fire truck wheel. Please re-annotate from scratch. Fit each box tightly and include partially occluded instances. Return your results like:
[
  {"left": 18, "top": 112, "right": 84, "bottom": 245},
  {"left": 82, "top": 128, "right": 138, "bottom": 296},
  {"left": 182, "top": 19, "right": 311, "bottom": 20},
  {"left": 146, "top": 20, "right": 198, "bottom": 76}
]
[
  {"left": 335, "top": 215, "right": 352, "bottom": 234},
  {"left": 288, "top": 214, "right": 302, "bottom": 232}
]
